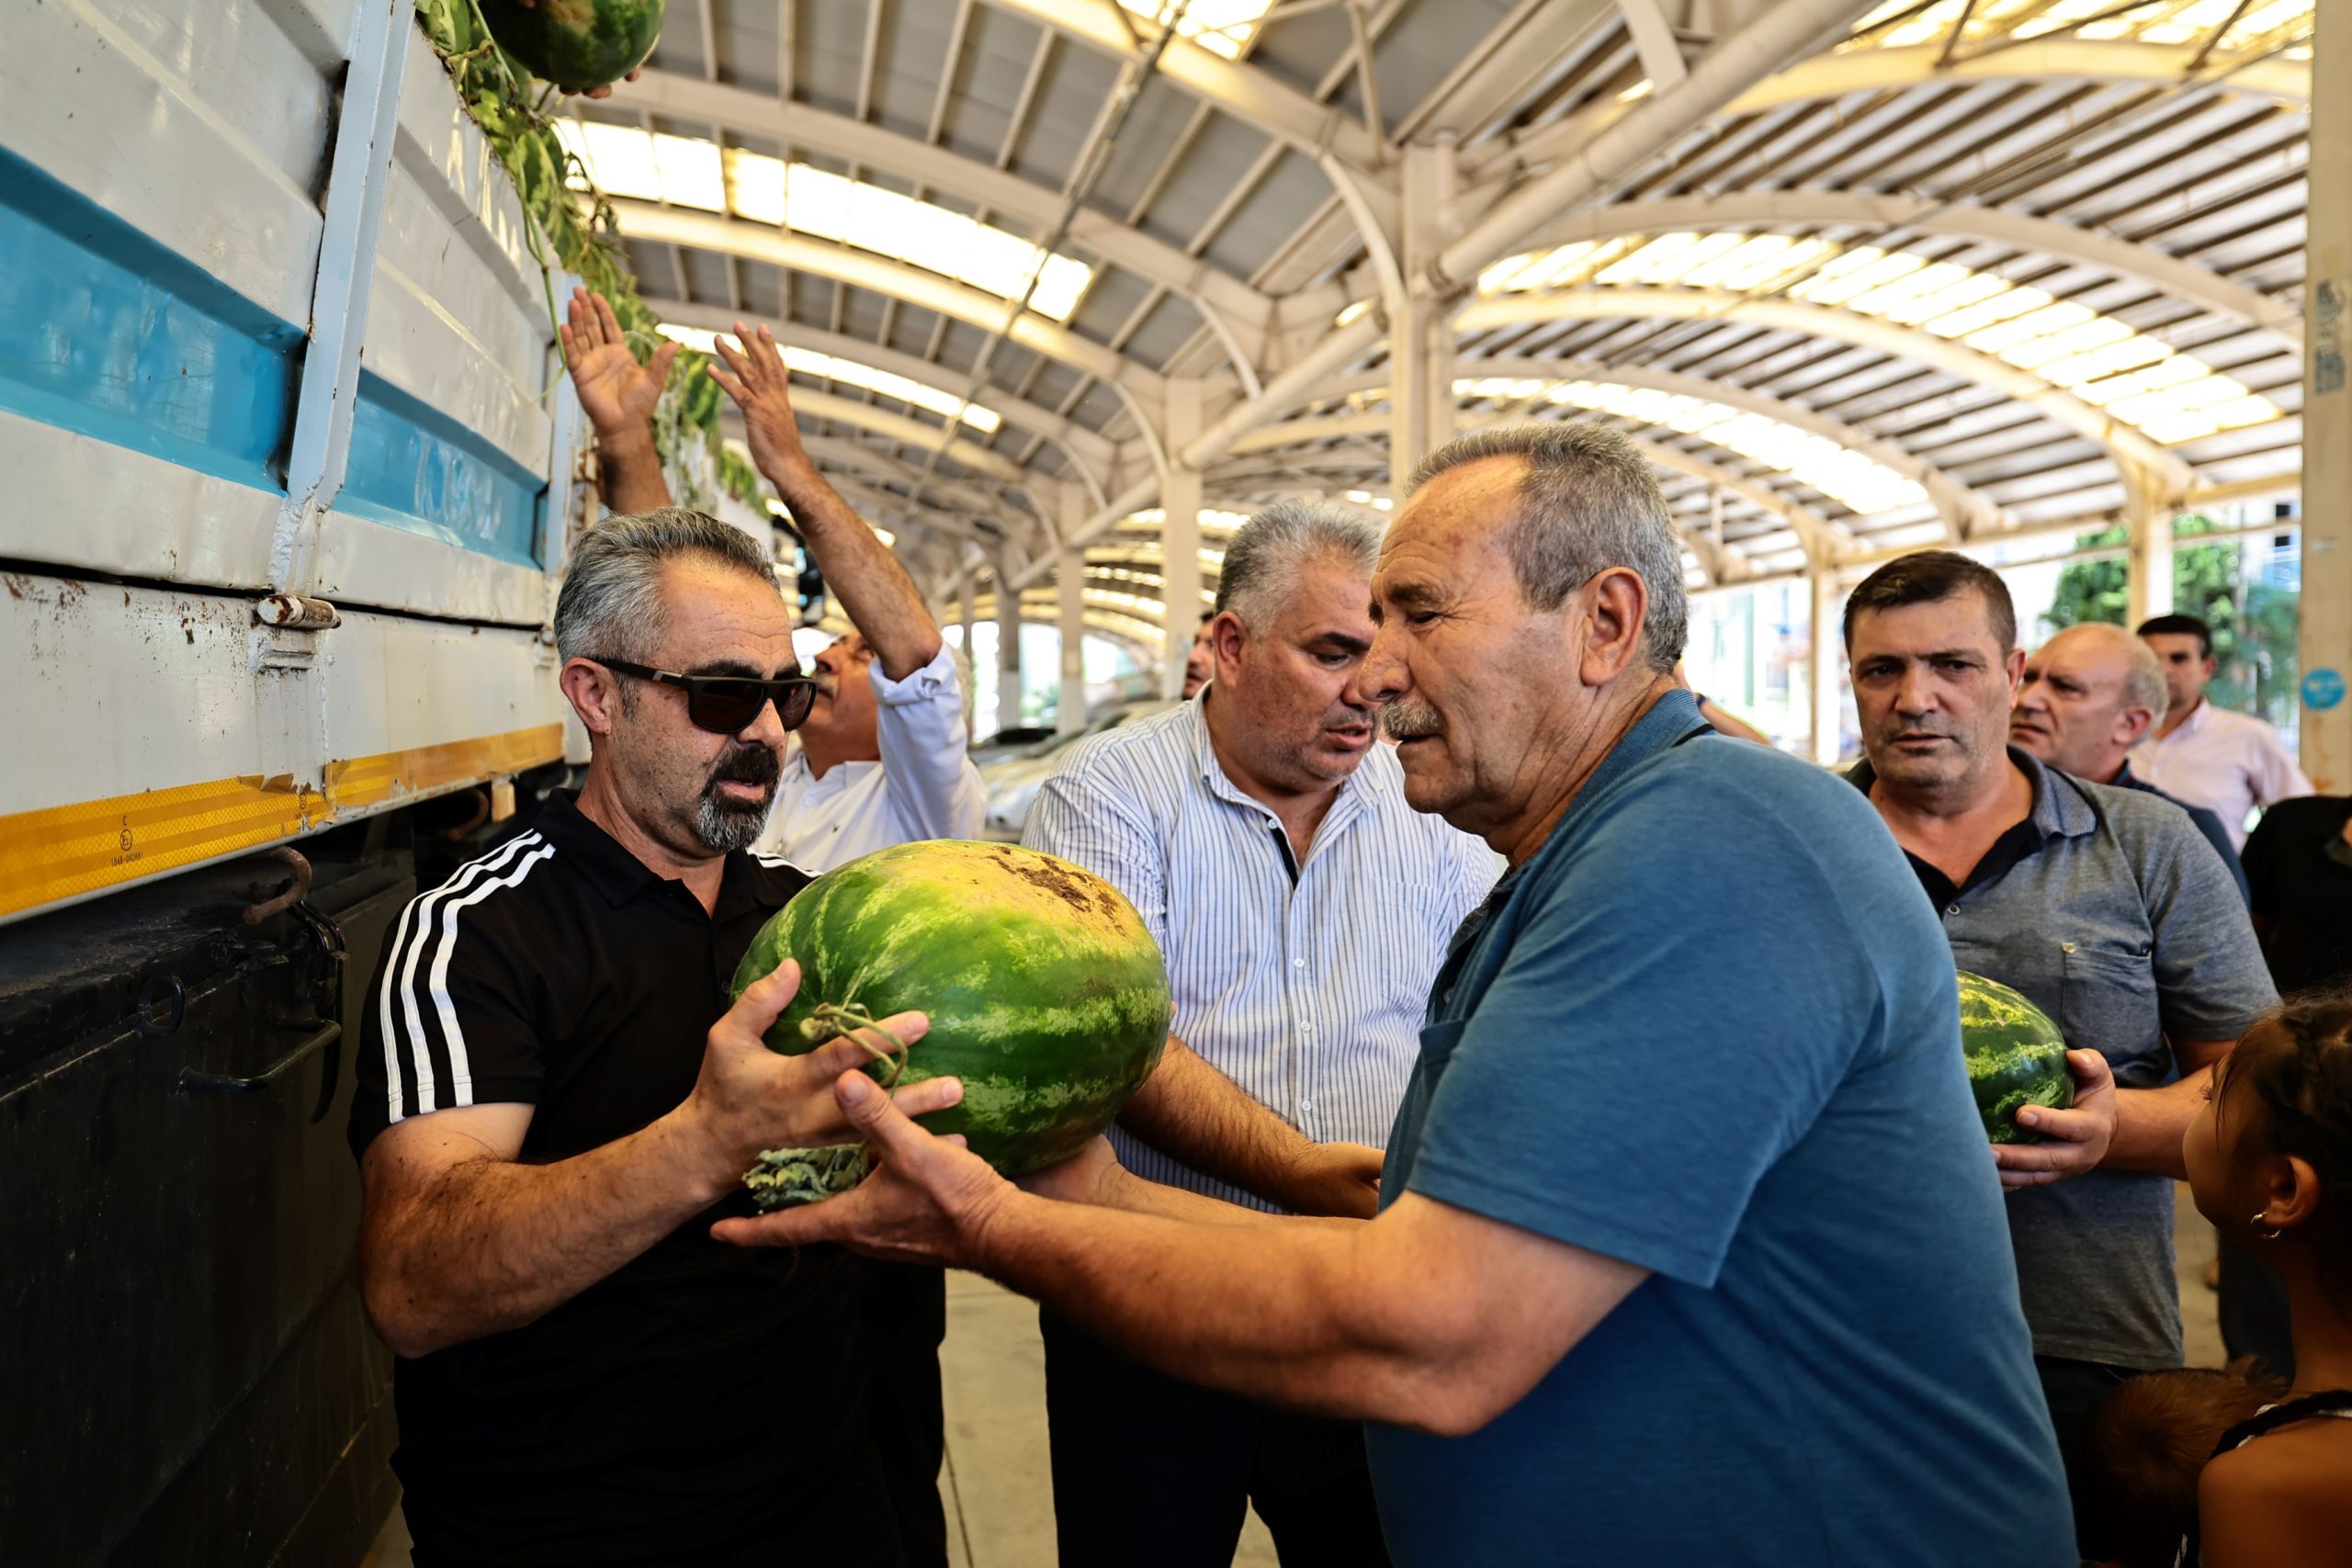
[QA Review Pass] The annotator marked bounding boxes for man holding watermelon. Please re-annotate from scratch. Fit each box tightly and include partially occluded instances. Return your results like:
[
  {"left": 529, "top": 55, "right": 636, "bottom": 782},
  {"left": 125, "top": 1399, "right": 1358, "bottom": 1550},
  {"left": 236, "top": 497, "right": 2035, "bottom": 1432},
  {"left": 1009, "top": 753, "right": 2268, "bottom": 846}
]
[
  {"left": 351, "top": 507, "right": 964, "bottom": 1564},
  {"left": 726, "top": 424, "right": 2077, "bottom": 1566},
  {"left": 1842, "top": 549, "right": 2277, "bottom": 1551}
]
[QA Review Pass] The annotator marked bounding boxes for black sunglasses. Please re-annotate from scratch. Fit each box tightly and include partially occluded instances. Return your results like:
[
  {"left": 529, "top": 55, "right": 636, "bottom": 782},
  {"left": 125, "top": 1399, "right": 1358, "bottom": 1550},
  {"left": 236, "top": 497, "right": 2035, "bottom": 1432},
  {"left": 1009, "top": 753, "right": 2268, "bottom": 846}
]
[{"left": 588, "top": 657, "right": 819, "bottom": 734}]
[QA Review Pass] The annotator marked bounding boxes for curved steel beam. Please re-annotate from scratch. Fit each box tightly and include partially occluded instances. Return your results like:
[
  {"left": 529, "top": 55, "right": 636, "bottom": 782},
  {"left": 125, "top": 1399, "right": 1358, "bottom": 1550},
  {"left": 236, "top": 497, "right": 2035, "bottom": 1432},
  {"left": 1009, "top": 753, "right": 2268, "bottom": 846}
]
[
  {"left": 610, "top": 202, "right": 1169, "bottom": 425},
  {"left": 1283, "top": 355, "right": 2000, "bottom": 537},
  {"left": 1467, "top": 40, "right": 2310, "bottom": 186},
  {"left": 1456, "top": 288, "right": 2199, "bottom": 500},
  {"left": 1724, "top": 39, "right": 2312, "bottom": 116},
  {"left": 621, "top": 71, "right": 1278, "bottom": 346},
  {"left": 1521, "top": 193, "right": 2302, "bottom": 351},
  {"left": 968, "top": 0, "right": 1395, "bottom": 222}
]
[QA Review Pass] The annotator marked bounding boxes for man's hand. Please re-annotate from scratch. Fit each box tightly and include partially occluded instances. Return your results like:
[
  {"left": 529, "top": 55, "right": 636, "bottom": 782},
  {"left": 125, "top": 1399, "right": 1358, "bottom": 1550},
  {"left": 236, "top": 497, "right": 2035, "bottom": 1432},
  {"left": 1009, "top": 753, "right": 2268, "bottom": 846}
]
[
  {"left": 710, "top": 1070, "right": 1014, "bottom": 1264},
  {"left": 673, "top": 960, "right": 960, "bottom": 1198},
  {"left": 1992, "top": 1049, "right": 2117, "bottom": 1190},
  {"left": 1285, "top": 1142, "right": 1385, "bottom": 1220},
  {"left": 707, "top": 321, "right": 815, "bottom": 489},
  {"left": 560, "top": 287, "right": 677, "bottom": 443}
]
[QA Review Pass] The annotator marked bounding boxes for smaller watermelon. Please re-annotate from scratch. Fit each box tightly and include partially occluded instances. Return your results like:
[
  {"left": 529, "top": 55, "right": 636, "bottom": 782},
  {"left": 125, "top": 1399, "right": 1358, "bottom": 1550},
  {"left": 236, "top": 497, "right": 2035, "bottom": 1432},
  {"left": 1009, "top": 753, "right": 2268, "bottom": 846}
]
[
  {"left": 476, "top": 0, "right": 664, "bottom": 94},
  {"left": 1958, "top": 970, "right": 2075, "bottom": 1145}
]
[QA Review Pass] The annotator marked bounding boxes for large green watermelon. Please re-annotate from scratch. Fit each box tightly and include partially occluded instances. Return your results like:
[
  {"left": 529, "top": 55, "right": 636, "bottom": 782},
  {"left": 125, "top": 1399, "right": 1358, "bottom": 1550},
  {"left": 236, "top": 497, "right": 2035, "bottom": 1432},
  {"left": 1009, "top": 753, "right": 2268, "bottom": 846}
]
[
  {"left": 1958, "top": 970, "right": 2074, "bottom": 1145},
  {"left": 476, "top": 0, "right": 664, "bottom": 94},
  {"left": 729, "top": 840, "right": 1171, "bottom": 1206}
]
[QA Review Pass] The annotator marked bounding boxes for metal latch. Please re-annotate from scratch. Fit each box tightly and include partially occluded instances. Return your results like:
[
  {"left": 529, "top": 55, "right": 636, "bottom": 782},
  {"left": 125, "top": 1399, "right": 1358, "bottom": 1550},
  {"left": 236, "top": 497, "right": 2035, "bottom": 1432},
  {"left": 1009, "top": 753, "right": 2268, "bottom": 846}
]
[{"left": 256, "top": 594, "right": 341, "bottom": 630}]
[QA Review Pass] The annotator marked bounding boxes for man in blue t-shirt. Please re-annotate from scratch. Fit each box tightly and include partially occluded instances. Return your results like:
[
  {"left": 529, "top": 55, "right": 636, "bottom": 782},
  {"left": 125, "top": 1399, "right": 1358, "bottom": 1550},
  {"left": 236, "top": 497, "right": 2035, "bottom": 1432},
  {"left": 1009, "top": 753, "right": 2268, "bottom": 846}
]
[{"left": 718, "top": 424, "right": 2075, "bottom": 1566}]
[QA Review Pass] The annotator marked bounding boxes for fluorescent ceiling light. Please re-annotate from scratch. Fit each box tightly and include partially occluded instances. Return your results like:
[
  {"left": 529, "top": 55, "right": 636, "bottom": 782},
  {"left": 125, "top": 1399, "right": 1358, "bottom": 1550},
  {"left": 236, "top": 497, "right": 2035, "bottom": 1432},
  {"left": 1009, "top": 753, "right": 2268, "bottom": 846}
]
[
  {"left": 1480, "top": 231, "right": 2283, "bottom": 446},
  {"left": 558, "top": 121, "right": 1094, "bottom": 322},
  {"left": 656, "top": 324, "right": 1002, "bottom": 434},
  {"left": 1117, "top": 0, "right": 1274, "bottom": 60},
  {"left": 1340, "top": 489, "right": 1395, "bottom": 512}
]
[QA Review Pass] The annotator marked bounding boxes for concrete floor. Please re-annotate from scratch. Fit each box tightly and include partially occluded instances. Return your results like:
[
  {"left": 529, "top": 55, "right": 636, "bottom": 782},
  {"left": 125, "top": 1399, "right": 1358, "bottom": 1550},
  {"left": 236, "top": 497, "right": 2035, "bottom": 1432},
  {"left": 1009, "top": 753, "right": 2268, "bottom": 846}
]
[{"left": 367, "top": 1191, "right": 2228, "bottom": 1567}]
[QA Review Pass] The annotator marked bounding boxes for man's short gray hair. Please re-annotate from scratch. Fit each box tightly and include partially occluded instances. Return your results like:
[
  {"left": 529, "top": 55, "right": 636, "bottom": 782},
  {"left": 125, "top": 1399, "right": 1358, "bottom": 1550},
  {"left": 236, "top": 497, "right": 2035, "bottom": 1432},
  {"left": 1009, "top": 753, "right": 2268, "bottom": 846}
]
[
  {"left": 1408, "top": 423, "right": 1689, "bottom": 671},
  {"left": 2057, "top": 620, "right": 2169, "bottom": 721},
  {"left": 554, "top": 507, "right": 781, "bottom": 663},
  {"left": 1213, "top": 499, "right": 1383, "bottom": 632}
]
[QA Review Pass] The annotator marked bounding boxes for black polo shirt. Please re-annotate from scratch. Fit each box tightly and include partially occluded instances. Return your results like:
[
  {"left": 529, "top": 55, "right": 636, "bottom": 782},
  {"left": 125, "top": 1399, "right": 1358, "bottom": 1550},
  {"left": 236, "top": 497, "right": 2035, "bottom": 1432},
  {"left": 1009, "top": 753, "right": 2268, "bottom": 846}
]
[{"left": 351, "top": 793, "right": 902, "bottom": 1567}]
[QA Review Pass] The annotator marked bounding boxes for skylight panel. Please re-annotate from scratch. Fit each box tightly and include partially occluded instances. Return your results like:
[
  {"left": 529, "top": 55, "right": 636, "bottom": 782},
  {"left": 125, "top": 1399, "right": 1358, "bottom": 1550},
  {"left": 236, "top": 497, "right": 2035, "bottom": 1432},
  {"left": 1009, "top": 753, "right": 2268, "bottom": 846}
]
[
  {"left": 1455, "top": 376, "right": 1928, "bottom": 516},
  {"left": 654, "top": 325, "right": 1002, "bottom": 434},
  {"left": 564, "top": 127, "right": 1095, "bottom": 322},
  {"left": 1117, "top": 0, "right": 1275, "bottom": 60},
  {"left": 1477, "top": 232, "right": 2286, "bottom": 446}
]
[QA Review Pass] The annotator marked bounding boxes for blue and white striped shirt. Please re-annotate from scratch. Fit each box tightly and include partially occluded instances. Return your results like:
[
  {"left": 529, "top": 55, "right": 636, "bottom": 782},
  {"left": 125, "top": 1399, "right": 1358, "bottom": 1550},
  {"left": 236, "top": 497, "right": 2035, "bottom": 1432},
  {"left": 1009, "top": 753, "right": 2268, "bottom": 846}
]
[{"left": 1023, "top": 694, "right": 1501, "bottom": 1209}]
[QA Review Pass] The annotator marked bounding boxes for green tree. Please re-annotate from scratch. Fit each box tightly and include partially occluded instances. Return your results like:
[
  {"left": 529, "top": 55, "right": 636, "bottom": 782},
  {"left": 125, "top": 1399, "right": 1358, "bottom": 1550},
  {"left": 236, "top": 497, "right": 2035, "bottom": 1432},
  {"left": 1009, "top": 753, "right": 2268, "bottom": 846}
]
[{"left": 2039, "top": 517, "right": 2301, "bottom": 726}]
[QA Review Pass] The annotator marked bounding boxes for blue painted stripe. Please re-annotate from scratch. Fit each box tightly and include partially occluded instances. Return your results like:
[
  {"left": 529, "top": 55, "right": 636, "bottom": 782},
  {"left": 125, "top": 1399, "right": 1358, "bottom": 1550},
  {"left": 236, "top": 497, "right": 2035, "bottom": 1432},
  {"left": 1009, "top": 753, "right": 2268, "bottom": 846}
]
[
  {"left": 341, "top": 373, "right": 546, "bottom": 569},
  {"left": 0, "top": 144, "right": 300, "bottom": 491}
]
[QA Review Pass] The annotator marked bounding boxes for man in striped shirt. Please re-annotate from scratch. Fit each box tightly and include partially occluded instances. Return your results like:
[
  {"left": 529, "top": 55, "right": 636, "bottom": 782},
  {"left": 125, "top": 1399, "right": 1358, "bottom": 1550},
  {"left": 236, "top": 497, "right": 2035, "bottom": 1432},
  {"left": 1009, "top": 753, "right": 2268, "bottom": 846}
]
[{"left": 1023, "top": 500, "right": 1500, "bottom": 1567}]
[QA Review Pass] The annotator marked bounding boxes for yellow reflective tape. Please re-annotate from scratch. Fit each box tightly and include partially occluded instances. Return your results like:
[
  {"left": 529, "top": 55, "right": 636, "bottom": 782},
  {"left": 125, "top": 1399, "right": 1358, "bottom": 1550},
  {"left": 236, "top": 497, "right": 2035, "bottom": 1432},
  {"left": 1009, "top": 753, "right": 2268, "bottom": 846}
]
[{"left": 0, "top": 723, "right": 562, "bottom": 920}]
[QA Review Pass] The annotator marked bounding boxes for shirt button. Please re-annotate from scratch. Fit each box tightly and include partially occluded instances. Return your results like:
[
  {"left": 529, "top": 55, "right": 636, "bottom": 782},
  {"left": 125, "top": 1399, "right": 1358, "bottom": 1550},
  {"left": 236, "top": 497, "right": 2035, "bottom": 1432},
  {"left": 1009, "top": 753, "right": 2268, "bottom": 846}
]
[
  {"left": 1292, "top": 958, "right": 1305, "bottom": 968},
  {"left": 1945, "top": 904, "right": 1960, "bottom": 917},
  {"left": 1301, "top": 1099, "right": 1314, "bottom": 1113}
]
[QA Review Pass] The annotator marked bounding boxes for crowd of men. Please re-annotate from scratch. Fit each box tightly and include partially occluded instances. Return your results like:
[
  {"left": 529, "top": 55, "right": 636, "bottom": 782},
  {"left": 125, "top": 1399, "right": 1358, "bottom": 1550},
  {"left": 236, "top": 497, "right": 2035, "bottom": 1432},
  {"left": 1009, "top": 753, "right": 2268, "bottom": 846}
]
[{"left": 346, "top": 299, "right": 2348, "bottom": 1567}]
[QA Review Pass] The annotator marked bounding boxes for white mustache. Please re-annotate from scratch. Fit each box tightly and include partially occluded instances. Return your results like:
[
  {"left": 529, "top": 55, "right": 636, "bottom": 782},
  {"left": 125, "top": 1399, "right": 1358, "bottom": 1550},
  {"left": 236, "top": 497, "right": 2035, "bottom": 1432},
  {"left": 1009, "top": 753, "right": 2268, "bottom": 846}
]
[{"left": 1381, "top": 701, "right": 1443, "bottom": 741}]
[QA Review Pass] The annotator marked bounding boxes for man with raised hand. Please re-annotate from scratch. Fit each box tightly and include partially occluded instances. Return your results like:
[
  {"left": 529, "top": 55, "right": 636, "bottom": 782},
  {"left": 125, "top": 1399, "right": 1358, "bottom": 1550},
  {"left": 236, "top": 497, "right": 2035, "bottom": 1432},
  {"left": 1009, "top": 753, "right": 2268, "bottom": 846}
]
[
  {"left": 717, "top": 426, "right": 2078, "bottom": 1568},
  {"left": 352, "top": 508, "right": 958, "bottom": 1565},
  {"left": 1844, "top": 552, "right": 2277, "bottom": 1550}
]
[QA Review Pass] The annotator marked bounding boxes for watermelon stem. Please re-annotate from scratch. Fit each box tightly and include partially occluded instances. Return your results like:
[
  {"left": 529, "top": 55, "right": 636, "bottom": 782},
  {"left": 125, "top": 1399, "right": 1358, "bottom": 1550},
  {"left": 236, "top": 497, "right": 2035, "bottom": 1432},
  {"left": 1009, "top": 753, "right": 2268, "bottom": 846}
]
[{"left": 798, "top": 1002, "right": 910, "bottom": 1089}]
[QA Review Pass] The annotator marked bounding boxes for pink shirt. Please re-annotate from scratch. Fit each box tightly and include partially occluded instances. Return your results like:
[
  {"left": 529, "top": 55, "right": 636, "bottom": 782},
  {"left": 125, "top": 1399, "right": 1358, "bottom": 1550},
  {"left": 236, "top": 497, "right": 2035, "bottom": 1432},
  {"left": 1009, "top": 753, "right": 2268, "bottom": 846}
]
[{"left": 2129, "top": 698, "right": 2311, "bottom": 850}]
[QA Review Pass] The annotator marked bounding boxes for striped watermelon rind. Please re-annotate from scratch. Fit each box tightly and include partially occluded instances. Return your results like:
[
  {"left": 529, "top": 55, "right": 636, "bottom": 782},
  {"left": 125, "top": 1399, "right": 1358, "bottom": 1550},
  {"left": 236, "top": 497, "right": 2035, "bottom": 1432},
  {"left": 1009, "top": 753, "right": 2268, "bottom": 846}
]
[
  {"left": 476, "top": 0, "right": 665, "bottom": 93},
  {"left": 1958, "top": 970, "right": 2074, "bottom": 1145},
  {"left": 730, "top": 841, "right": 1172, "bottom": 1196}
]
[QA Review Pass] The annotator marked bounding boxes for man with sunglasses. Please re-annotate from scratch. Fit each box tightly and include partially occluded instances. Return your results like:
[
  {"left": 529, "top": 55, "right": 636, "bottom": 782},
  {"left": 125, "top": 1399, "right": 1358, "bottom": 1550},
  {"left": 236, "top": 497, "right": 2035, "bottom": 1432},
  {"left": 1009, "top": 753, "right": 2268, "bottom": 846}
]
[
  {"left": 349, "top": 508, "right": 962, "bottom": 1565},
  {"left": 559, "top": 286, "right": 985, "bottom": 874}
]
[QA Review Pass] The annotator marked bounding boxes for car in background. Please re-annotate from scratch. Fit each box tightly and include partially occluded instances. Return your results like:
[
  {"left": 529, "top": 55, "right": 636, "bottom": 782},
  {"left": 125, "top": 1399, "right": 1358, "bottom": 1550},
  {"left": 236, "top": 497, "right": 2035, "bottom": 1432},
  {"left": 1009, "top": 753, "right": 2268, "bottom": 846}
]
[
  {"left": 980, "top": 698, "right": 1178, "bottom": 840},
  {"left": 967, "top": 724, "right": 1058, "bottom": 769}
]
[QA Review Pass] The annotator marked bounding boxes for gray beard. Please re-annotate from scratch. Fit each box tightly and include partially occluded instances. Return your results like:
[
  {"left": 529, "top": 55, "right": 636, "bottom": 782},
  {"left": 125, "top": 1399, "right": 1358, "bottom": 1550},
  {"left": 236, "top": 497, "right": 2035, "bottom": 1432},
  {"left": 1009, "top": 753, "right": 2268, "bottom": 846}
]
[{"left": 695, "top": 791, "right": 771, "bottom": 853}]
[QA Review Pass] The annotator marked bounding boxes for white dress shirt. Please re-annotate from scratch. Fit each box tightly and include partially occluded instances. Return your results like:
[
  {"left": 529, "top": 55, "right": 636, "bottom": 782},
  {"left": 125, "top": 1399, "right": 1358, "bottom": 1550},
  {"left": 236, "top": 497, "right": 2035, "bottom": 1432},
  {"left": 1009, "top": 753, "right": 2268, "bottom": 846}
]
[
  {"left": 2130, "top": 698, "right": 2312, "bottom": 850},
  {"left": 1023, "top": 695, "right": 1502, "bottom": 1211},
  {"left": 754, "top": 642, "right": 985, "bottom": 874}
]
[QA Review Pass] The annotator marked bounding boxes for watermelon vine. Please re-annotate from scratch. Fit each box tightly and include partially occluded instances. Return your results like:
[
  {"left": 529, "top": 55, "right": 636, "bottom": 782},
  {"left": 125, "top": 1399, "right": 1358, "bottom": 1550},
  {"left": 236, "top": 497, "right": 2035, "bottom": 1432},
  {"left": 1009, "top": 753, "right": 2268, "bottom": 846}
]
[{"left": 410, "top": 0, "right": 768, "bottom": 514}]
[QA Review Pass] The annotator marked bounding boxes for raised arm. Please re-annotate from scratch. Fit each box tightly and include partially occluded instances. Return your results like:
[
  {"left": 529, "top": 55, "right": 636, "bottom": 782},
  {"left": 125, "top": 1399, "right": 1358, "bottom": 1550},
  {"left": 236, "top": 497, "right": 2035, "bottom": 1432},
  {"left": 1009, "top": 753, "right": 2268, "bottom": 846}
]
[
  {"left": 708, "top": 321, "right": 941, "bottom": 681},
  {"left": 358, "top": 964, "right": 950, "bottom": 1357},
  {"left": 558, "top": 287, "right": 678, "bottom": 516}
]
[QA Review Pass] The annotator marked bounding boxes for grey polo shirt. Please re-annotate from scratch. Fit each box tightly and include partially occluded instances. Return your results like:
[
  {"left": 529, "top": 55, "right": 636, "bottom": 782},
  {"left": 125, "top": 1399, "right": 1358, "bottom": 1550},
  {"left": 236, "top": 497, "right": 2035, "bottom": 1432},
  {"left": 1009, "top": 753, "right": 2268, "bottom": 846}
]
[{"left": 1847, "top": 748, "right": 2276, "bottom": 1369}]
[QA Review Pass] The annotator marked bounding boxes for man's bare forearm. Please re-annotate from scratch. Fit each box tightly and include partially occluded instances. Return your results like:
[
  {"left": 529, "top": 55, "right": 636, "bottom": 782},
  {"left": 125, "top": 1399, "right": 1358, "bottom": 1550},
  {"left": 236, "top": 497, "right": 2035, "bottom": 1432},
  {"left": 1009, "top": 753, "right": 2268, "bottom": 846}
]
[
  {"left": 362, "top": 1112, "right": 720, "bottom": 1357},
  {"left": 596, "top": 429, "right": 674, "bottom": 516},
  {"left": 1117, "top": 1038, "right": 1327, "bottom": 1208},
  {"left": 975, "top": 1189, "right": 1432, "bottom": 1421},
  {"left": 2106, "top": 1070, "right": 2209, "bottom": 1179},
  {"left": 768, "top": 461, "right": 939, "bottom": 678}
]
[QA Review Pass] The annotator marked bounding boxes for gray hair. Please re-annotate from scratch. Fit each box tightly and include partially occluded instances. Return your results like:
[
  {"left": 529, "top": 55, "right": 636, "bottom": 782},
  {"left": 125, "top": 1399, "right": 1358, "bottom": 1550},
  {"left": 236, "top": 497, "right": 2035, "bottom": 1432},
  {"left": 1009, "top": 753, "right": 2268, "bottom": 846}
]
[
  {"left": 1213, "top": 499, "right": 1383, "bottom": 632},
  {"left": 1408, "top": 423, "right": 1690, "bottom": 671},
  {"left": 554, "top": 507, "right": 781, "bottom": 663}
]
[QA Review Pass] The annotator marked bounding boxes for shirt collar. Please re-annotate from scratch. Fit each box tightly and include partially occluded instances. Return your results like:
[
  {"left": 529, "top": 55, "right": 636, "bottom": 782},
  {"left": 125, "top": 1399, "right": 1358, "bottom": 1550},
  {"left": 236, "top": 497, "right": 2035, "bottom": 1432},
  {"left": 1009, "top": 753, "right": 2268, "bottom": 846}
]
[
  {"left": 1843, "top": 744, "right": 2095, "bottom": 842},
  {"left": 533, "top": 790, "right": 741, "bottom": 909}
]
